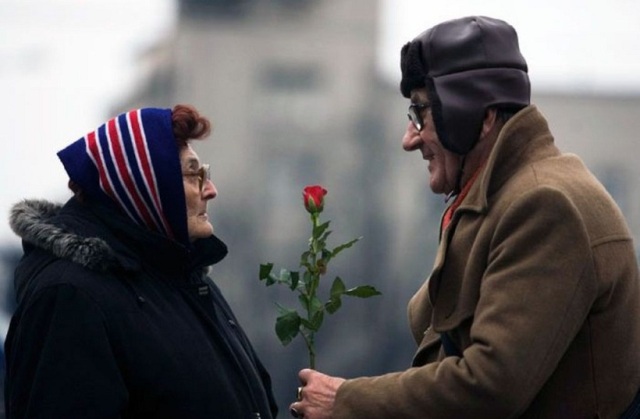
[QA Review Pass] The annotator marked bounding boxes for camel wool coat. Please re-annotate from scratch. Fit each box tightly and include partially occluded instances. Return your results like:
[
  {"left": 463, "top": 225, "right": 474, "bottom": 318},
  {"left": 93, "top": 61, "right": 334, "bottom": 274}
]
[{"left": 333, "top": 106, "right": 640, "bottom": 418}]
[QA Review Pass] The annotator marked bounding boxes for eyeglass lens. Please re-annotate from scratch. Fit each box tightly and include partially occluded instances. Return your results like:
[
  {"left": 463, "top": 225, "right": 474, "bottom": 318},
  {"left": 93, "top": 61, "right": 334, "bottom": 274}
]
[
  {"left": 407, "top": 103, "right": 431, "bottom": 132},
  {"left": 407, "top": 108, "right": 423, "bottom": 132},
  {"left": 198, "top": 164, "right": 210, "bottom": 191}
]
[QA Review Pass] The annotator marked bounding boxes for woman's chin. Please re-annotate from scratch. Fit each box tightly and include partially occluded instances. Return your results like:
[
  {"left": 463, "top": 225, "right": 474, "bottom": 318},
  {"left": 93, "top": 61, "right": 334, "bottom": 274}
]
[{"left": 188, "top": 221, "right": 214, "bottom": 241}]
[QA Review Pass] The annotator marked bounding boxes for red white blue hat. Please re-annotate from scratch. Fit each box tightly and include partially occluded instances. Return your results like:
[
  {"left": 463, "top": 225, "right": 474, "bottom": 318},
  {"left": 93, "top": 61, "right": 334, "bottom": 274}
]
[{"left": 57, "top": 108, "right": 189, "bottom": 246}]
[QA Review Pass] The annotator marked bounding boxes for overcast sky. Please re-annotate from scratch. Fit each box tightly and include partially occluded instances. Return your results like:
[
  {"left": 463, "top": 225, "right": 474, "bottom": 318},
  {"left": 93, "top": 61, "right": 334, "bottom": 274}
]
[
  {"left": 0, "top": 0, "right": 176, "bottom": 245},
  {"left": 2, "top": 0, "right": 640, "bottom": 245},
  {"left": 379, "top": 0, "right": 640, "bottom": 94}
]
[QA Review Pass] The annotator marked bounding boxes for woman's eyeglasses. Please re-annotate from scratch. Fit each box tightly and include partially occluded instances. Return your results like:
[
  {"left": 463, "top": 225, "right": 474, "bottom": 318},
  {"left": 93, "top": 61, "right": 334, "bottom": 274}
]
[{"left": 182, "top": 164, "right": 210, "bottom": 191}]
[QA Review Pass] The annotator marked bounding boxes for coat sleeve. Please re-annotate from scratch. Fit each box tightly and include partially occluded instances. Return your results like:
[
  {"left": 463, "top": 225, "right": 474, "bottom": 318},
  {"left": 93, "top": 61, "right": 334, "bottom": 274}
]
[
  {"left": 5, "top": 282, "right": 127, "bottom": 419},
  {"left": 333, "top": 186, "right": 600, "bottom": 418},
  {"left": 205, "top": 279, "right": 279, "bottom": 418}
]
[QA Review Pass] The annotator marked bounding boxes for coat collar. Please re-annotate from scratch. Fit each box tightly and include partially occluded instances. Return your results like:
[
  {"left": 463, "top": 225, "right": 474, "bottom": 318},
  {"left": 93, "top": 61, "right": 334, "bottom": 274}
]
[
  {"left": 9, "top": 197, "right": 228, "bottom": 276},
  {"left": 456, "top": 105, "right": 561, "bottom": 217},
  {"left": 426, "top": 106, "right": 561, "bottom": 306}
]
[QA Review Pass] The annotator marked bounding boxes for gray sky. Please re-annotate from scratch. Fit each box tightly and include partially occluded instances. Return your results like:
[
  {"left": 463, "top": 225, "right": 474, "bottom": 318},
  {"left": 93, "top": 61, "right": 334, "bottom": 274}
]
[
  {"left": 2, "top": 0, "right": 640, "bottom": 245},
  {"left": 0, "top": 0, "right": 176, "bottom": 245},
  {"left": 379, "top": 0, "right": 640, "bottom": 94}
]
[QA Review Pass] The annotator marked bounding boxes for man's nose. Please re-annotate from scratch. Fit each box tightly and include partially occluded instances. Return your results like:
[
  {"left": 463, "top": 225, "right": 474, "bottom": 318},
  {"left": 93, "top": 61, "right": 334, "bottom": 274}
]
[{"left": 402, "top": 121, "right": 422, "bottom": 151}]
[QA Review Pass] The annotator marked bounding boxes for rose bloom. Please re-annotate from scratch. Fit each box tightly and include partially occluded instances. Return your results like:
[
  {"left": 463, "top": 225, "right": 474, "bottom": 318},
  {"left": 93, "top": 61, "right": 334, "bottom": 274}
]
[{"left": 302, "top": 185, "right": 327, "bottom": 214}]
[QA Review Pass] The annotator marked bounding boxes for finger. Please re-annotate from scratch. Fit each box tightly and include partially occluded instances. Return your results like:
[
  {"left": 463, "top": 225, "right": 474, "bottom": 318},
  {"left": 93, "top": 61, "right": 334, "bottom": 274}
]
[
  {"left": 298, "top": 368, "right": 314, "bottom": 383},
  {"left": 289, "top": 402, "right": 303, "bottom": 418}
]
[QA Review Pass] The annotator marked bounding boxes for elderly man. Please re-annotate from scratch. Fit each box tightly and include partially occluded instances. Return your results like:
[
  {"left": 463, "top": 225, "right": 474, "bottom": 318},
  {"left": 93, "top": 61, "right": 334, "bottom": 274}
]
[{"left": 290, "top": 16, "right": 640, "bottom": 419}]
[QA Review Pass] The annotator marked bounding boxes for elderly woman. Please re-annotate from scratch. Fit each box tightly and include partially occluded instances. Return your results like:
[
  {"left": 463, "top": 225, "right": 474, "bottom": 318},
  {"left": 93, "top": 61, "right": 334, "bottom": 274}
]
[{"left": 6, "top": 105, "right": 277, "bottom": 418}]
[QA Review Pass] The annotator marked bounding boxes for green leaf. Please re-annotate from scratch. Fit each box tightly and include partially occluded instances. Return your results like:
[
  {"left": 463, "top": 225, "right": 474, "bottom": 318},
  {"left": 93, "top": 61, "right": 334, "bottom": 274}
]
[
  {"left": 259, "top": 263, "right": 273, "bottom": 280},
  {"left": 318, "top": 231, "right": 332, "bottom": 248},
  {"left": 299, "top": 294, "right": 324, "bottom": 318},
  {"left": 303, "top": 270, "right": 313, "bottom": 293},
  {"left": 290, "top": 271, "right": 300, "bottom": 290},
  {"left": 331, "top": 237, "right": 361, "bottom": 258},
  {"left": 299, "top": 262, "right": 312, "bottom": 272},
  {"left": 267, "top": 273, "right": 278, "bottom": 286},
  {"left": 330, "top": 277, "right": 346, "bottom": 297},
  {"left": 324, "top": 277, "right": 346, "bottom": 314},
  {"left": 344, "top": 285, "right": 382, "bottom": 298},
  {"left": 298, "top": 293, "right": 310, "bottom": 311},
  {"left": 300, "top": 318, "right": 313, "bottom": 330},
  {"left": 309, "top": 296, "right": 323, "bottom": 316},
  {"left": 325, "top": 296, "right": 342, "bottom": 314},
  {"left": 313, "top": 221, "right": 330, "bottom": 239},
  {"left": 279, "top": 268, "right": 291, "bottom": 284},
  {"left": 275, "top": 306, "right": 301, "bottom": 346},
  {"left": 301, "top": 310, "right": 325, "bottom": 332},
  {"left": 275, "top": 302, "right": 292, "bottom": 315},
  {"left": 300, "top": 251, "right": 311, "bottom": 267},
  {"left": 310, "top": 309, "right": 325, "bottom": 331}
]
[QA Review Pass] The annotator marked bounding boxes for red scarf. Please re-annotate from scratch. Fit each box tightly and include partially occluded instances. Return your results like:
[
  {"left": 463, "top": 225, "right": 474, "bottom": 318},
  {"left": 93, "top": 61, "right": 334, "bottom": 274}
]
[{"left": 442, "top": 165, "right": 484, "bottom": 231}]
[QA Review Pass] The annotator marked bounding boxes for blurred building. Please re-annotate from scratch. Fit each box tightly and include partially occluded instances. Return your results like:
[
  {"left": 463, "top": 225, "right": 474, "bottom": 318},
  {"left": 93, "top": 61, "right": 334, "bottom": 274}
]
[
  {"left": 112, "top": 0, "right": 640, "bottom": 412},
  {"left": 533, "top": 93, "right": 640, "bottom": 247}
]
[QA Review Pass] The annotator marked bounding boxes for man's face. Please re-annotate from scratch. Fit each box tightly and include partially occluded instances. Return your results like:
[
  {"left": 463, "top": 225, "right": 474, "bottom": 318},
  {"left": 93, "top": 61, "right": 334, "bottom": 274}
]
[
  {"left": 180, "top": 145, "right": 217, "bottom": 242},
  {"left": 402, "top": 88, "right": 462, "bottom": 195}
]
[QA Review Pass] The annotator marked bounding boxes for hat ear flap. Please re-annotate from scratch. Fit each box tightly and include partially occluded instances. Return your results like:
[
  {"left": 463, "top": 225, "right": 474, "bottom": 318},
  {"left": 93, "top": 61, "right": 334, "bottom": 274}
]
[
  {"left": 423, "top": 76, "right": 453, "bottom": 151},
  {"left": 400, "top": 41, "right": 427, "bottom": 98}
]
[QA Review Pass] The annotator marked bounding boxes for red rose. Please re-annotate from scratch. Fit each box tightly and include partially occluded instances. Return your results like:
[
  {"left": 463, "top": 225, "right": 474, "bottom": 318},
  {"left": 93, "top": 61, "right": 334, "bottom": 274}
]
[
  {"left": 260, "top": 182, "right": 379, "bottom": 368},
  {"left": 302, "top": 185, "right": 327, "bottom": 214}
]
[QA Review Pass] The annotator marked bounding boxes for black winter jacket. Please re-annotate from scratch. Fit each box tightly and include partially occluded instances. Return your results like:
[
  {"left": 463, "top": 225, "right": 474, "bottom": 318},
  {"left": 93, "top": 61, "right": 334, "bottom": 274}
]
[{"left": 5, "top": 198, "right": 278, "bottom": 419}]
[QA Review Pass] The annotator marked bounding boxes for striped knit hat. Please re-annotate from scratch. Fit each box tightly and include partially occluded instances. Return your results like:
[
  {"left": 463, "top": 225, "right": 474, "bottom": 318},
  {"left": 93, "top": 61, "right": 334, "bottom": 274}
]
[{"left": 57, "top": 108, "right": 189, "bottom": 246}]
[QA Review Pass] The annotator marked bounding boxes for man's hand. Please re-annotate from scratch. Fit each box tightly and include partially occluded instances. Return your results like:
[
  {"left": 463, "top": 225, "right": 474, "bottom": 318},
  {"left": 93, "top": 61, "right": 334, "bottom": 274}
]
[{"left": 289, "top": 368, "right": 346, "bottom": 419}]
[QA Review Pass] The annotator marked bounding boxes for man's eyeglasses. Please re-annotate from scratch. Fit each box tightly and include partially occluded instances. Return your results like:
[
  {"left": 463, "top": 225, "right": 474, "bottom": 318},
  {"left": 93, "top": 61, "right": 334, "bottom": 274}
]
[
  {"left": 182, "top": 164, "right": 210, "bottom": 192},
  {"left": 407, "top": 103, "right": 431, "bottom": 132}
]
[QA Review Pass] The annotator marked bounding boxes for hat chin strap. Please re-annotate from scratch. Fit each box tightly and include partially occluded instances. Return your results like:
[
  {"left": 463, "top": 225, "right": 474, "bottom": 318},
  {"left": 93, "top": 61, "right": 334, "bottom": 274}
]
[{"left": 444, "top": 155, "right": 466, "bottom": 203}]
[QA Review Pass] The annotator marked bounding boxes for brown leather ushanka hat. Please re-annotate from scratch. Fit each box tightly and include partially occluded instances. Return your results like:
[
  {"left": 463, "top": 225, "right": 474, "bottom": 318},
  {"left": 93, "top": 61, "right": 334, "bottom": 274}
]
[{"left": 400, "top": 16, "right": 531, "bottom": 155}]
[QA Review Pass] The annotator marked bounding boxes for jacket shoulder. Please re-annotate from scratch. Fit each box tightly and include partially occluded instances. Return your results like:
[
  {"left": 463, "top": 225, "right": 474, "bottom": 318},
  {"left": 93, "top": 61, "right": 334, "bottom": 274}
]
[{"left": 16, "top": 248, "right": 138, "bottom": 316}]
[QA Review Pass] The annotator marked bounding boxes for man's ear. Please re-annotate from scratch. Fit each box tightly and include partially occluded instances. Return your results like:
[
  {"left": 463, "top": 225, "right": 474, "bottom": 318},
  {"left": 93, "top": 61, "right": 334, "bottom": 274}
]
[{"left": 480, "top": 108, "right": 498, "bottom": 140}]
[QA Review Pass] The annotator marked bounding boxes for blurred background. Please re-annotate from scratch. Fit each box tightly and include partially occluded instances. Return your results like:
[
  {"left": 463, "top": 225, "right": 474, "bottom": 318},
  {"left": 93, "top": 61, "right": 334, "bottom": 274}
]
[{"left": 2, "top": 0, "right": 640, "bottom": 417}]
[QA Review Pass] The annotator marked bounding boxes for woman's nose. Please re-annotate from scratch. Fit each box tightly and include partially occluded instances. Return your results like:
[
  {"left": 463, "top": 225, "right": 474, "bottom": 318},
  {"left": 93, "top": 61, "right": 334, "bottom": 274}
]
[{"left": 202, "top": 179, "right": 217, "bottom": 199}]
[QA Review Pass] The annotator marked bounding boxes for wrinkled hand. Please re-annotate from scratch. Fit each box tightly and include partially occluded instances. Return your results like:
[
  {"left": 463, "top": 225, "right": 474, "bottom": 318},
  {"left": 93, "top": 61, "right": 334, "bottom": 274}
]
[{"left": 289, "top": 369, "right": 345, "bottom": 419}]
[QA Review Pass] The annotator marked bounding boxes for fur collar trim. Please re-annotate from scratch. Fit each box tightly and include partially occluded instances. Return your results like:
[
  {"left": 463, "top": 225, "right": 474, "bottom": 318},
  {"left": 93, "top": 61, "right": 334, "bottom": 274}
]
[{"left": 9, "top": 199, "right": 119, "bottom": 271}]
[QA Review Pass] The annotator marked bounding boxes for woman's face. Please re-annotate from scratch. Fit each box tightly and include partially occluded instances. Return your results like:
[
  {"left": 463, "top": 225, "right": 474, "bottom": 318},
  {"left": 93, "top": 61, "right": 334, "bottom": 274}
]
[{"left": 180, "top": 145, "right": 217, "bottom": 242}]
